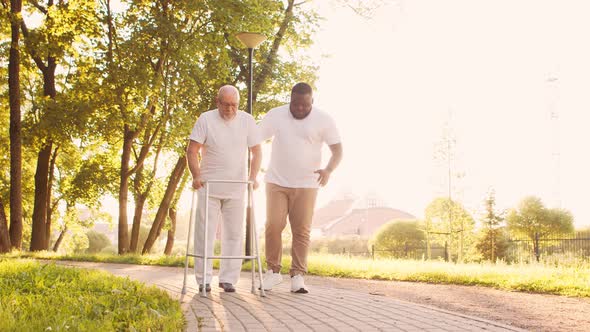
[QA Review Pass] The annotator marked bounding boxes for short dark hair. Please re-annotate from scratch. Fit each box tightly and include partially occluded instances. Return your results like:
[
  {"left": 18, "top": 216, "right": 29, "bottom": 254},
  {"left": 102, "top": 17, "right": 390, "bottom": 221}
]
[{"left": 291, "top": 82, "right": 313, "bottom": 96}]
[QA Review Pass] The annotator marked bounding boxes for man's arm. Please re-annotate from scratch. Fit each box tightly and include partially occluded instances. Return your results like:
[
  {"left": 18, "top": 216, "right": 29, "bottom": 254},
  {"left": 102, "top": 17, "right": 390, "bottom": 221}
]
[
  {"left": 257, "top": 109, "right": 275, "bottom": 141},
  {"left": 186, "top": 140, "right": 203, "bottom": 190},
  {"left": 248, "top": 144, "right": 262, "bottom": 190},
  {"left": 315, "top": 143, "right": 343, "bottom": 186}
]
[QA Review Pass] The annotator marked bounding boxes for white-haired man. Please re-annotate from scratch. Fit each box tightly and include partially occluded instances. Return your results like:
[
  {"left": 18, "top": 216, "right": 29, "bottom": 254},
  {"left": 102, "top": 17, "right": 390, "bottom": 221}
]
[{"left": 187, "top": 85, "right": 262, "bottom": 293}]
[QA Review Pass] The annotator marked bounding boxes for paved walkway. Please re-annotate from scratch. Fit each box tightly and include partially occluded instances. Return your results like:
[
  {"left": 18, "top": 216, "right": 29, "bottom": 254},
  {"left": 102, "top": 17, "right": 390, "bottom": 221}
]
[{"left": 55, "top": 261, "right": 526, "bottom": 332}]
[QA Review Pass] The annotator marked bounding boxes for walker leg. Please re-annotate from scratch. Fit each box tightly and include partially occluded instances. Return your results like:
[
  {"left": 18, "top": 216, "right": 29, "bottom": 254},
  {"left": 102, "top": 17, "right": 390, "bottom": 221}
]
[
  {"left": 249, "top": 184, "right": 256, "bottom": 294},
  {"left": 250, "top": 184, "right": 266, "bottom": 297},
  {"left": 182, "top": 191, "right": 197, "bottom": 295},
  {"left": 201, "top": 183, "right": 210, "bottom": 297}
]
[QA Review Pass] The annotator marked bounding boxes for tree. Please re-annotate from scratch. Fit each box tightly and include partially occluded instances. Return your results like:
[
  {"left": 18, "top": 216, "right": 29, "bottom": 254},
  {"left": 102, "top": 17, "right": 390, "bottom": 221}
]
[
  {"left": 20, "top": 0, "right": 99, "bottom": 251},
  {"left": 5, "top": 0, "right": 23, "bottom": 250},
  {"left": 424, "top": 197, "right": 476, "bottom": 262},
  {"left": 507, "top": 196, "right": 574, "bottom": 238},
  {"left": 476, "top": 189, "right": 506, "bottom": 261},
  {"left": 507, "top": 196, "right": 574, "bottom": 258},
  {"left": 0, "top": 56, "right": 11, "bottom": 252},
  {"left": 97, "top": 0, "right": 215, "bottom": 254},
  {"left": 370, "top": 220, "right": 425, "bottom": 258},
  {"left": 0, "top": 198, "right": 9, "bottom": 252},
  {"left": 476, "top": 227, "right": 509, "bottom": 262},
  {"left": 336, "top": 0, "right": 391, "bottom": 19},
  {"left": 431, "top": 112, "right": 467, "bottom": 260}
]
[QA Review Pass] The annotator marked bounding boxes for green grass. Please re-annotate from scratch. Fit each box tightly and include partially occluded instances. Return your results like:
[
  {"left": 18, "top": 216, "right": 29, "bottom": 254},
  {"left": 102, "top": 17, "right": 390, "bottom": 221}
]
[
  {"left": 3, "top": 250, "right": 189, "bottom": 267},
  {"left": 0, "top": 259, "right": 185, "bottom": 332},
  {"left": 4, "top": 251, "right": 590, "bottom": 298},
  {"left": 304, "top": 254, "right": 590, "bottom": 297}
]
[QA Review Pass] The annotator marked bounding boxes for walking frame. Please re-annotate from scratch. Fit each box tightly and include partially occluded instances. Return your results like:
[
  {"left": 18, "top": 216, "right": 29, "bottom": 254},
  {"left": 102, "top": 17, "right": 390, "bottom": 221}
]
[{"left": 181, "top": 180, "right": 266, "bottom": 297}]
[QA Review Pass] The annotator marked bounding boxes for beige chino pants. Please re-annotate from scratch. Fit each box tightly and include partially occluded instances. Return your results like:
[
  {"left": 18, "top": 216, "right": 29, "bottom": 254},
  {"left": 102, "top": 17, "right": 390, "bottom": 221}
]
[{"left": 265, "top": 182, "right": 318, "bottom": 276}]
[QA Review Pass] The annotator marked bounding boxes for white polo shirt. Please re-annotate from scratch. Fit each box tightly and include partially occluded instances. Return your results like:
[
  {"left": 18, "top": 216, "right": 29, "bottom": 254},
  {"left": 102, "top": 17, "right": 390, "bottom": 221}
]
[
  {"left": 189, "top": 110, "right": 261, "bottom": 199},
  {"left": 259, "top": 104, "right": 341, "bottom": 188}
]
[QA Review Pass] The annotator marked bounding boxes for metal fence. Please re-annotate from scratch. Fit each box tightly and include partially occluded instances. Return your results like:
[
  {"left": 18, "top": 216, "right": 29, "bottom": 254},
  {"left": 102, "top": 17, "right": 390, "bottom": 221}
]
[
  {"left": 338, "top": 231, "right": 590, "bottom": 262},
  {"left": 508, "top": 231, "right": 590, "bottom": 262},
  {"left": 343, "top": 244, "right": 448, "bottom": 260}
]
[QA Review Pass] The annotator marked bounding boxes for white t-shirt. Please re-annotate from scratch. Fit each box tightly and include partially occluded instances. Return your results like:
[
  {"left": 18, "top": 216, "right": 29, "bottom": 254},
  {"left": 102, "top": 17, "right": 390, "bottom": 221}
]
[
  {"left": 259, "top": 104, "right": 341, "bottom": 188},
  {"left": 189, "top": 110, "right": 261, "bottom": 199}
]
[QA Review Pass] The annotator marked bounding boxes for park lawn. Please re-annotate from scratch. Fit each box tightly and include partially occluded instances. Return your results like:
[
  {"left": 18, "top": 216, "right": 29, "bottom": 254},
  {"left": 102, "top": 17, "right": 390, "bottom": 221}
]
[
  {"left": 304, "top": 254, "right": 590, "bottom": 298},
  {"left": 3, "top": 251, "right": 590, "bottom": 298},
  {"left": 0, "top": 259, "right": 185, "bottom": 332}
]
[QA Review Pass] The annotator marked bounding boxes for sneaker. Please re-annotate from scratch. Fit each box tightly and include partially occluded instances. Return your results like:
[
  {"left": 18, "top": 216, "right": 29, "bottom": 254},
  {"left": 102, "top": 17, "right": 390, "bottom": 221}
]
[
  {"left": 290, "top": 275, "right": 308, "bottom": 294},
  {"left": 198, "top": 284, "right": 211, "bottom": 292},
  {"left": 218, "top": 282, "right": 236, "bottom": 293},
  {"left": 261, "top": 270, "right": 283, "bottom": 290}
]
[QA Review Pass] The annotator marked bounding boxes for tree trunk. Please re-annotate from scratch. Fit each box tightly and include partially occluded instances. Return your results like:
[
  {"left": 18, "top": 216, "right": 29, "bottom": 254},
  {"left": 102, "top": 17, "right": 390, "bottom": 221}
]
[
  {"left": 117, "top": 127, "right": 134, "bottom": 254},
  {"left": 142, "top": 155, "right": 186, "bottom": 254},
  {"left": 425, "top": 231, "right": 431, "bottom": 260},
  {"left": 0, "top": 198, "right": 11, "bottom": 253},
  {"left": 164, "top": 207, "right": 176, "bottom": 255},
  {"left": 30, "top": 143, "right": 52, "bottom": 251},
  {"left": 459, "top": 224, "right": 464, "bottom": 263},
  {"left": 129, "top": 193, "right": 147, "bottom": 253},
  {"left": 129, "top": 163, "right": 144, "bottom": 253},
  {"left": 130, "top": 136, "right": 162, "bottom": 252},
  {"left": 164, "top": 166, "right": 189, "bottom": 256},
  {"left": 45, "top": 146, "right": 58, "bottom": 249},
  {"left": 52, "top": 226, "right": 67, "bottom": 252},
  {"left": 29, "top": 42, "right": 57, "bottom": 251},
  {"left": 8, "top": 0, "right": 23, "bottom": 250}
]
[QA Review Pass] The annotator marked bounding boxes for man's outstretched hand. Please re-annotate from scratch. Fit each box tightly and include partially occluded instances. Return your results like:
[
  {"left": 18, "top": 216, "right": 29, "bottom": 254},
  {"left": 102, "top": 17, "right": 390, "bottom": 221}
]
[{"left": 314, "top": 169, "right": 332, "bottom": 187}]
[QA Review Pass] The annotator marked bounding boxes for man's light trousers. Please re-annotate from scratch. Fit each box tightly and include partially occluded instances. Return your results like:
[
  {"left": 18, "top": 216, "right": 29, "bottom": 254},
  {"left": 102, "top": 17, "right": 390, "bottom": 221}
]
[{"left": 194, "top": 190, "right": 245, "bottom": 285}]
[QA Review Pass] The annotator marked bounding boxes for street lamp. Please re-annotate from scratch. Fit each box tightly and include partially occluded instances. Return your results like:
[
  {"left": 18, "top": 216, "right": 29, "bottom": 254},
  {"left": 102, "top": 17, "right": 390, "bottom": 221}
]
[{"left": 235, "top": 32, "right": 266, "bottom": 256}]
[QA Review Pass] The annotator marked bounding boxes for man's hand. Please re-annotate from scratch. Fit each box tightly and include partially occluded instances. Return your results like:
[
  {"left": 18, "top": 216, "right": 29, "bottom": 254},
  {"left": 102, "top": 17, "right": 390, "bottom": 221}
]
[
  {"left": 192, "top": 177, "right": 204, "bottom": 190},
  {"left": 249, "top": 178, "right": 259, "bottom": 190},
  {"left": 314, "top": 168, "right": 332, "bottom": 187}
]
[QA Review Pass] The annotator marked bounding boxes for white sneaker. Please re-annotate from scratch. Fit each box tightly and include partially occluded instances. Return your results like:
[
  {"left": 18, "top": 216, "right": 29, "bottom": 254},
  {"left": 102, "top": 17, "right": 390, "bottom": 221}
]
[
  {"left": 290, "top": 274, "right": 308, "bottom": 294},
  {"left": 261, "top": 270, "right": 283, "bottom": 290}
]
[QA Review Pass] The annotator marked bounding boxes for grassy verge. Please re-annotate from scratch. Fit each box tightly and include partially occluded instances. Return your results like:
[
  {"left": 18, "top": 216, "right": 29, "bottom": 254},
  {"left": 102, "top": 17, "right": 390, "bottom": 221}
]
[
  {"left": 0, "top": 259, "right": 185, "bottom": 331},
  {"left": 2, "top": 250, "right": 188, "bottom": 267},
  {"left": 3, "top": 251, "right": 590, "bottom": 298},
  {"left": 305, "top": 254, "right": 590, "bottom": 297}
]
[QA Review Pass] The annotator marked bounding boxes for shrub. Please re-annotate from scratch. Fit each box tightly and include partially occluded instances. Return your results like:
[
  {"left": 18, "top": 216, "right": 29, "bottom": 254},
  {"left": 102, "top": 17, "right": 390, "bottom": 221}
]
[
  {"left": 370, "top": 220, "right": 425, "bottom": 258},
  {"left": 86, "top": 230, "right": 112, "bottom": 254}
]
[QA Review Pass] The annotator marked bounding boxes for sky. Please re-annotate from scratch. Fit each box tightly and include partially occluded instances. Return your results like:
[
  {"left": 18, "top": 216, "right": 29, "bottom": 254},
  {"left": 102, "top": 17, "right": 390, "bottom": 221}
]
[{"left": 295, "top": 0, "right": 590, "bottom": 228}]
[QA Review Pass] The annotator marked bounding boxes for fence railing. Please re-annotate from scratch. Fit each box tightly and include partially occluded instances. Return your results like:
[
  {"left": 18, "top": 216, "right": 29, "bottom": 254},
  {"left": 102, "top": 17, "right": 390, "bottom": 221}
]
[
  {"left": 342, "top": 244, "right": 448, "bottom": 260},
  {"left": 508, "top": 231, "right": 590, "bottom": 262},
  {"left": 336, "top": 231, "right": 590, "bottom": 262}
]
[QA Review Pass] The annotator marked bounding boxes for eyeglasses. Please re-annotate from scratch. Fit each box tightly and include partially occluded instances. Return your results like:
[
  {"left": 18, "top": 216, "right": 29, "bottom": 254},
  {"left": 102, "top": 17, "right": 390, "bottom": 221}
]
[{"left": 219, "top": 102, "right": 238, "bottom": 109}]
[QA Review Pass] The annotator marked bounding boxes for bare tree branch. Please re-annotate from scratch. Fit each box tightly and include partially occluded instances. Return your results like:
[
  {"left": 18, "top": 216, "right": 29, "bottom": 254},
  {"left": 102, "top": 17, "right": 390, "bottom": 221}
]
[{"left": 29, "top": 0, "right": 48, "bottom": 14}]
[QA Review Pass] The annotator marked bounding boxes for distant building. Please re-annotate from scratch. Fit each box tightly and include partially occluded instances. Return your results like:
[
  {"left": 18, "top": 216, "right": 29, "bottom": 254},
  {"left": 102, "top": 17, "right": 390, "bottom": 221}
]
[{"left": 311, "top": 194, "right": 416, "bottom": 238}]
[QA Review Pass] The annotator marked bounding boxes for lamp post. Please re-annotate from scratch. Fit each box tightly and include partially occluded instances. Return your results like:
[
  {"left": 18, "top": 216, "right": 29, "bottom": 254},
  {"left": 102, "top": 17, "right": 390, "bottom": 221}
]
[{"left": 235, "top": 32, "right": 266, "bottom": 256}]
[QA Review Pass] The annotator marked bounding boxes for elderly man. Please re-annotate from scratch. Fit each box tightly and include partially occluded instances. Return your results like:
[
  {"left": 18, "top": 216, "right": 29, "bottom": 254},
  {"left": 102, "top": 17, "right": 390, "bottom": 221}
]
[
  {"left": 187, "top": 85, "right": 262, "bottom": 293},
  {"left": 259, "top": 82, "right": 343, "bottom": 293}
]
